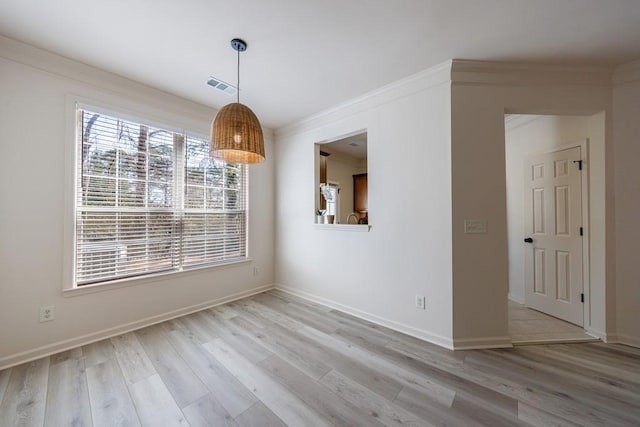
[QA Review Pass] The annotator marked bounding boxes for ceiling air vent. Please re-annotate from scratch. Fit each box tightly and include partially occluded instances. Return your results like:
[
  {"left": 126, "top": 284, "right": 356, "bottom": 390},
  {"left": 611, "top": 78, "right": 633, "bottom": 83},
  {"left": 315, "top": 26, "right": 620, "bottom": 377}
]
[{"left": 206, "top": 77, "right": 237, "bottom": 96}]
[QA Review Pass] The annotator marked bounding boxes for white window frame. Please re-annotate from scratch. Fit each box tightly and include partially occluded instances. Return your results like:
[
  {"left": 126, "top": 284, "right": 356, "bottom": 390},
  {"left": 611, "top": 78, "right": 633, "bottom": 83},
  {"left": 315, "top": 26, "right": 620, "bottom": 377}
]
[{"left": 63, "top": 96, "right": 251, "bottom": 295}]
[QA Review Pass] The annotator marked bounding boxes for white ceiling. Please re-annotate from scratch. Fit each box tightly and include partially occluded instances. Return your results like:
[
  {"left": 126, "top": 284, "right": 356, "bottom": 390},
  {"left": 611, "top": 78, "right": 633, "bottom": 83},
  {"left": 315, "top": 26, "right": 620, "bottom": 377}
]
[
  {"left": 323, "top": 133, "right": 368, "bottom": 160},
  {"left": 1, "top": 1, "right": 639, "bottom": 129}
]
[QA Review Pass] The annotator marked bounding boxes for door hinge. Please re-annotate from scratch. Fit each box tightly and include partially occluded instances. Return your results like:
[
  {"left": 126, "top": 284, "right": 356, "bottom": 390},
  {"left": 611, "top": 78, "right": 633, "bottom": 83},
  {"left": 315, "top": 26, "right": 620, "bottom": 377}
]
[
  {"left": 580, "top": 227, "right": 583, "bottom": 236},
  {"left": 573, "top": 160, "right": 583, "bottom": 170},
  {"left": 581, "top": 293, "right": 584, "bottom": 303}
]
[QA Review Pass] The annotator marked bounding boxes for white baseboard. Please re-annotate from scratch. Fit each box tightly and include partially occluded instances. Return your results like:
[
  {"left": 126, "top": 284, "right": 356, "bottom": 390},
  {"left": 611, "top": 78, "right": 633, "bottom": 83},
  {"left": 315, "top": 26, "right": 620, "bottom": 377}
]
[
  {"left": 0, "top": 284, "right": 275, "bottom": 370},
  {"left": 606, "top": 333, "right": 640, "bottom": 349},
  {"left": 275, "top": 284, "right": 455, "bottom": 350},
  {"left": 508, "top": 293, "right": 525, "bottom": 305},
  {"left": 584, "top": 326, "right": 607, "bottom": 341},
  {"left": 452, "top": 336, "right": 513, "bottom": 350}
]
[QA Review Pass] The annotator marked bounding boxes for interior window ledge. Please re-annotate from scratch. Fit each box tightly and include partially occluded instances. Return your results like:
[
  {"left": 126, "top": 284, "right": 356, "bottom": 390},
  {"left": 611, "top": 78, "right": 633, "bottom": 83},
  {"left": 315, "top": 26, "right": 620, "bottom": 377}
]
[
  {"left": 62, "top": 258, "right": 253, "bottom": 297},
  {"left": 313, "top": 224, "right": 371, "bottom": 232}
]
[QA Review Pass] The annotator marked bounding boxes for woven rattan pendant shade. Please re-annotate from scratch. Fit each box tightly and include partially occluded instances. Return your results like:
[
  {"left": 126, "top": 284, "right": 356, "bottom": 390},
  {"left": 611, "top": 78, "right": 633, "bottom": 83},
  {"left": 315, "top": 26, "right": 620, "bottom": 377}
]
[
  {"left": 210, "top": 38, "right": 265, "bottom": 164},
  {"left": 211, "top": 102, "right": 265, "bottom": 164}
]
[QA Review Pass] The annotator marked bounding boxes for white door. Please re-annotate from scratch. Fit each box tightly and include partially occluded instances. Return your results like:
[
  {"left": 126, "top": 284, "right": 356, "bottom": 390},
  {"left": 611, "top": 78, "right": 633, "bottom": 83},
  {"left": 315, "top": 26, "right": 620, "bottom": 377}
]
[{"left": 524, "top": 146, "right": 584, "bottom": 326}]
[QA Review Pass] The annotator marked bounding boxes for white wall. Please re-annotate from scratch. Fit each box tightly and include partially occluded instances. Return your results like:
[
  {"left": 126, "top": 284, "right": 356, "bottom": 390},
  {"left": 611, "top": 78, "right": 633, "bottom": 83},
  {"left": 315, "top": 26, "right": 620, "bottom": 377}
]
[
  {"left": 450, "top": 61, "right": 614, "bottom": 347},
  {"left": 0, "top": 37, "right": 275, "bottom": 368},
  {"left": 505, "top": 114, "right": 605, "bottom": 305},
  {"left": 613, "top": 61, "right": 640, "bottom": 347},
  {"left": 275, "top": 63, "right": 455, "bottom": 347}
]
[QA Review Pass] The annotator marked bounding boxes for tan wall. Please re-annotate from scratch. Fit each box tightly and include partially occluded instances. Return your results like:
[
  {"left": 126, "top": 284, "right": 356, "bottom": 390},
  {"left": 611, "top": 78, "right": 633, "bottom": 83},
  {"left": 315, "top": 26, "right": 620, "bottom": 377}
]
[{"left": 613, "top": 62, "right": 640, "bottom": 347}]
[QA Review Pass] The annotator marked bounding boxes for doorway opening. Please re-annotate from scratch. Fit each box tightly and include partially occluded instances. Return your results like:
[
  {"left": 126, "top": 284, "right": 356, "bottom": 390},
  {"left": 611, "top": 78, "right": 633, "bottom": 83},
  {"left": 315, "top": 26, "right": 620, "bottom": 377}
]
[{"left": 504, "top": 114, "right": 604, "bottom": 345}]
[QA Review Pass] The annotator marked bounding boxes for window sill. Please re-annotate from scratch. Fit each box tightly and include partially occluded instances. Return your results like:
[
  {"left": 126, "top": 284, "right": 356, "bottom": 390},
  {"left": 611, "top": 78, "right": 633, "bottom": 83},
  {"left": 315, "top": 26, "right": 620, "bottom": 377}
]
[
  {"left": 63, "top": 258, "right": 252, "bottom": 297},
  {"left": 314, "top": 224, "right": 371, "bottom": 232}
]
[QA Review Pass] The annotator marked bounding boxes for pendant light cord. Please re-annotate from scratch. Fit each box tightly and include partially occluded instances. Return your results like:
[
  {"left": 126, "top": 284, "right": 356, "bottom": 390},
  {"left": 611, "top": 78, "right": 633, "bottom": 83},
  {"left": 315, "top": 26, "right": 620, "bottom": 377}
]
[{"left": 237, "top": 48, "right": 240, "bottom": 104}]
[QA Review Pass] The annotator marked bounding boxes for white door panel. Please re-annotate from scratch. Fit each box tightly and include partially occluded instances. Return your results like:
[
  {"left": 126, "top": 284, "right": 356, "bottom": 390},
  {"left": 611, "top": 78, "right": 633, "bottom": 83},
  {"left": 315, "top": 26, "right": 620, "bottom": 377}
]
[{"left": 524, "top": 146, "right": 583, "bottom": 326}]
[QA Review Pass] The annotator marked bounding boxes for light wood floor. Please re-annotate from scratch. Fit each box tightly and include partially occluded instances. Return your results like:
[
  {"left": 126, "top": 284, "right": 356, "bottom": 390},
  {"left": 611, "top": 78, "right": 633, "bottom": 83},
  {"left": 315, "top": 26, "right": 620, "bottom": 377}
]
[
  {"left": 1, "top": 290, "right": 638, "bottom": 426},
  {"left": 508, "top": 300, "right": 599, "bottom": 345}
]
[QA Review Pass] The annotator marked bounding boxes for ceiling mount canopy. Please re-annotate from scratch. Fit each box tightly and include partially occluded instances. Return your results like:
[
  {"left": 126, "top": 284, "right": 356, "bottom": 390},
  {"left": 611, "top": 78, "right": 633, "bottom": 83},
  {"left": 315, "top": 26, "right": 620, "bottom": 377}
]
[{"left": 210, "top": 38, "right": 265, "bottom": 164}]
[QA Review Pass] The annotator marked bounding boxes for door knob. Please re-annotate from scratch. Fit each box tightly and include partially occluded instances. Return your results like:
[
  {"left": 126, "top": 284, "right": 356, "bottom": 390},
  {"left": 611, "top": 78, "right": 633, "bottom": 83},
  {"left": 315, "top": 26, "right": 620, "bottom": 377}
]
[{"left": 524, "top": 237, "right": 533, "bottom": 243}]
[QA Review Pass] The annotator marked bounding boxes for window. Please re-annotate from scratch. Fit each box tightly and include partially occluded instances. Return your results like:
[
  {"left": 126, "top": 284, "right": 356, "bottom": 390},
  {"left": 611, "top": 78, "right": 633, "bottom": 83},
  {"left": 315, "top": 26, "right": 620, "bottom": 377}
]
[{"left": 74, "top": 107, "right": 247, "bottom": 286}]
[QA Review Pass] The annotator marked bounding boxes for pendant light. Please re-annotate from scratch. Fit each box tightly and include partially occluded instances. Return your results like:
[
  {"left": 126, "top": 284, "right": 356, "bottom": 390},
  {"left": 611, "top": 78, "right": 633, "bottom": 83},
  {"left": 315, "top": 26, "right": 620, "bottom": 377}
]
[{"left": 210, "top": 38, "right": 265, "bottom": 164}]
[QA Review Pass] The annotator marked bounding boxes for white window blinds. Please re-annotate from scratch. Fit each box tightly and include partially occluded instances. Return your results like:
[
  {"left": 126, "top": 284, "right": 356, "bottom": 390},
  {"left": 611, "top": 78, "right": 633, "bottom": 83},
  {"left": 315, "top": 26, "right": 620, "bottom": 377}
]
[{"left": 75, "top": 108, "right": 247, "bottom": 286}]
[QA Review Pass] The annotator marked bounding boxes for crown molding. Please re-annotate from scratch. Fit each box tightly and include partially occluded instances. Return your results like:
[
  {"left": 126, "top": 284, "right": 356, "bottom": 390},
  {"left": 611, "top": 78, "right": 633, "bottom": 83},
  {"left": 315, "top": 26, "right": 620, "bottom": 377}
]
[
  {"left": 613, "top": 59, "right": 640, "bottom": 85},
  {"left": 451, "top": 59, "right": 613, "bottom": 87},
  {"left": 0, "top": 35, "right": 218, "bottom": 124},
  {"left": 276, "top": 60, "right": 452, "bottom": 139}
]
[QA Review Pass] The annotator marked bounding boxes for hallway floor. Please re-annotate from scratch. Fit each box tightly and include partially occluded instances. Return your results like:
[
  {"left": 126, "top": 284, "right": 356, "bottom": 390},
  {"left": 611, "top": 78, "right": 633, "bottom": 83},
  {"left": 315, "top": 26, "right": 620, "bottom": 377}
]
[{"left": 508, "top": 300, "right": 599, "bottom": 345}]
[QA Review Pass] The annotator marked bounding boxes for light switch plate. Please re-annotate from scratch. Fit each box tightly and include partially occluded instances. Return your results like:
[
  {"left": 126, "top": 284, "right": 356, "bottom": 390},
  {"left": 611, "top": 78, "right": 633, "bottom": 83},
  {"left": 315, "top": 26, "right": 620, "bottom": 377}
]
[{"left": 464, "top": 219, "right": 488, "bottom": 234}]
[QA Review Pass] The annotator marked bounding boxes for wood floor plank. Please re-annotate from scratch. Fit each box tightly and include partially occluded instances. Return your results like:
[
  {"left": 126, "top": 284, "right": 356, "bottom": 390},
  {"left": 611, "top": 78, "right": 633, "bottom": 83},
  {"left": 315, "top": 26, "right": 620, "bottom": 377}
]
[
  {"left": 385, "top": 334, "right": 467, "bottom": 366},
  {"left": 178, "top": 312, "right": 220, "bottom": 343},
  {"left": 164, "top": 327, "right": 257, "bottom": 418},
  {"left": 293, "top": 322, "right": 452, "bottom": 404},
  {"left": 329, "top": 328, "right": 457, "bottom": 406},
  {"left": 579, "top": 341, "right": 640, "bottom": 363},
  {"left": 205, "top": 309, "right": 273, "bottom": 363},
  {"left": 267, "top": 289, "right": 335, "bottom": 313},
  {"left": 50, "top": 346, "right": 83, "bottom": 365},
  {"left": 224, "top": 302, "right": 269, "bottom": 330},
  {"left": 228, "top": 315, "right": 332, "bottom": 380},
  {"left": 44, "top": 357, "right": 92, "bottom": 427},
  {"left": 450, "top": 393, "right": 529, "bottom": 427},
  {"left": 592, "top": 342, "right": 640, "bottom": 356},
  {"left": 204, "top": 338, "right": 333, "bottom": 427},
  {"left": 0, "top": 358, "right": 49, "bottom": 427},
  {"left": 551, "top": 344, "right": 640, "bottom": 381},
  {"left": 464, "top": 348, "right": 640, "bottom": 424},
  {"left": 182, "top": 393, "right": 238, "bottom": 427},
  {"left": 135, "top": 325, "right": 209, "bottom": 408},
  {"left": 394, "top": 384, "right": 484, "bottom": 426},
  {"left": 210, "top": 303, "right": 238, "bottom": 320},
  {"left": 238, "top": 299, "right": 304, "bottom": 331},
  {"left": 86, "top": 358, "right": 141, "bottom": 427},
  {"left": 83, "top": 339, "right": 116, "bottom": 368},
  {"left": 270, "top": 322, "right": 404, "bottom": 400},
  {"left": 540, "top": 345, "right": 640, "bottom": 385},
  {"left": 319, "top": 369, "right": 433, "bottom": 427},
  {"left": 455, "top": 351, "right": 630, "bottom": 425},
  {"left": 128, "top": 374, "right": 187, "bottom": 426},
  {"left": 519, "top": 346, "right": 640, "bottom": 400},
  {"left": 111, "top": 332, "right": 156, "bottom": 384},
  {"left": 325, "top": 307, "right": 421, "bottom": 344},
  {"left": 258, "top": 354, "right": 385, "bottom": 427},
  {"left": 234, "top": 402, "right": 286, "bottom": 427},
  {"left": 479, "top": 347, "right": 640, "bottom": 409},
  {"left": 251, "top": 293, "right": 339, "bottom": 334},
  {"left": 386, "top": 338, "right": 520, "bottom": 416},
  {"left": 518, "top": 402, "right": 581, "bottom": 427}
]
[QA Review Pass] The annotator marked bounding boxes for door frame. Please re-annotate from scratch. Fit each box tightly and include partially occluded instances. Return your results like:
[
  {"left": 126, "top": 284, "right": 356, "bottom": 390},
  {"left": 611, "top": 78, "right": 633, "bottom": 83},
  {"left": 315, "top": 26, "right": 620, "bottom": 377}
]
[{"left": 523, "top": 139, "right": 591, "bottom": 328}]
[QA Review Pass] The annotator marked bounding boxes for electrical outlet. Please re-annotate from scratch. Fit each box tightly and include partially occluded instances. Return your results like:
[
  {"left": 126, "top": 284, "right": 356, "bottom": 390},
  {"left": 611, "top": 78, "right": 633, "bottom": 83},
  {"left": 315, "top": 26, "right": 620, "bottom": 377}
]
[
  {"left": 40, "top": 306, "right": 55, "bottom": 322},
  {"left": 415, "top": 295, "right": 425, "bottom": 310},
  {"left": 253, "top": 266, "right": 259, "bottom": 276}
]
